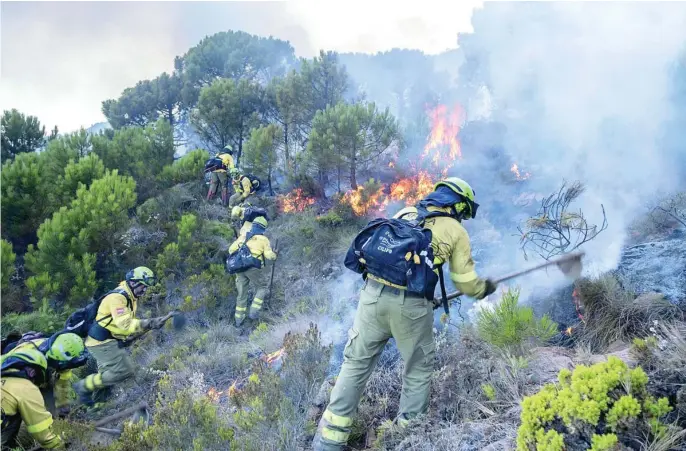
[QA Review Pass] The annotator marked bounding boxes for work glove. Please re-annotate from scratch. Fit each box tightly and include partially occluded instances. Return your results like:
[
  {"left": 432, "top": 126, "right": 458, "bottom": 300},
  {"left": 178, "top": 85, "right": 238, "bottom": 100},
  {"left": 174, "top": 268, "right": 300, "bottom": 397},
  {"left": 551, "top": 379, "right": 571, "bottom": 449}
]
[
  {"left": 483, "top": 279, "right": 498, "bottom": 297},
  {"left": 140, "top": 316, "right": 167, "bottom": 331}
]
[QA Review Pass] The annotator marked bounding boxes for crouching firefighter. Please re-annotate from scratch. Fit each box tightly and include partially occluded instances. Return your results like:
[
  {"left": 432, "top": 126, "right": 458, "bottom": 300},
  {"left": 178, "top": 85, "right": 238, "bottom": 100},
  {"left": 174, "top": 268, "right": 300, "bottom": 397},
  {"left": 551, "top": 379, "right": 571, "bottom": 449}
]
[
  {"left": 205, "top": 145, "right": 236, "bottom": 205},
  {"left": 228, "top": 168, "right": 260, "bottom": 207},
  {"left": 72, "top": 267, "right": 170, "bottom": 406},
  {"left": 230, "top": 205, "right": 269, "bottom": 237},
  {"left": 226, "top": 217, "right": 277, "bottom": 326},
  {"left": 315, "top": 177, "right": 498, "bottom": 450},
  {"left": 3, "top": 331, "right": 88, "bottom": 416},
  {"left": 2, "top": 348, "right": 64, "bottom": 449}
]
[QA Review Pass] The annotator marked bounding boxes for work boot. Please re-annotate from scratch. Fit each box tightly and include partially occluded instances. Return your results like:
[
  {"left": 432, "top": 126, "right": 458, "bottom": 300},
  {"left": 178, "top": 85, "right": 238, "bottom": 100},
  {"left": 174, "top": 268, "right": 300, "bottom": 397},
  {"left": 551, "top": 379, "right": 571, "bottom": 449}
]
[
  {"left": 248, "top": 310, "right": 260, "bottom": 321},
  {"left": 72, "top": 380, "right": 94, "bottom": 407}
]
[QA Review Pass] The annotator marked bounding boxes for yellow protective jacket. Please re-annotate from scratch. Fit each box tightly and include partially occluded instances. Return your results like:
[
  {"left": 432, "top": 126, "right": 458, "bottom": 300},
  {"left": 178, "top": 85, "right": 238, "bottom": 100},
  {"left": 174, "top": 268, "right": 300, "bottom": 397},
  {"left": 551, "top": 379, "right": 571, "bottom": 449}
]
[
  {"left": 1, "top": 377, "right": 62, "bottom": 449},
  {"left": 229, "top": 234, "right": 277, "bottom": 266},
  {"left": 8, "top": 339, "right": 73, "bottom": 409},
  {"left": 214, "top": 153, "right": 235, "bottom": 173},
  {"left": 232, "top": 176, "right": 254, "bottom": 199},
  {"left": 394, "top": 205, "right": 488, "bottom": 299},
  {"left": 84, "top": 282, "right": 141, "bottom": 347}
]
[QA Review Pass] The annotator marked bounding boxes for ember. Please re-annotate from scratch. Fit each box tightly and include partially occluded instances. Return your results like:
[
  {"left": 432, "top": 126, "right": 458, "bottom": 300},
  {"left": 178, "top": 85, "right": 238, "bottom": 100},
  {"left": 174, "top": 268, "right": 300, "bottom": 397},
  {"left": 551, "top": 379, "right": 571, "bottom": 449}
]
[
  {"left": 511, "top": 163, "right": 531, "bottom": 181},
  {"left": 278, "top": 188, "right": 316, "bottom": 213}
]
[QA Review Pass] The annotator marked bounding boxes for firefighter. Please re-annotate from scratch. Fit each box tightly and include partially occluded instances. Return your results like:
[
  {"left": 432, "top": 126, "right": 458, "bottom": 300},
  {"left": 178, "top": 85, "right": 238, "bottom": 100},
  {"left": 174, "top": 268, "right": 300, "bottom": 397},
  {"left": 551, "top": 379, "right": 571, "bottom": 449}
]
[
  {"left": 315, "top": 177, "right": 498, "bottom": 450},
  {"left": 230, "top": 205, "right": 269, "bottom": 238},
  {"left": 4, "top": 332, "right": 88, "bottom": 416},
  {"left": 2, "top": 348, "right": 64, "bottom": 449},
  {"left": 73, "top": 267, "right": 169, "bottom": 406},
  {"left": 228, "top": 168, "right": 256, "bottom": 207},
  {"left": 228, "top": 217, "right": 277, "bottom": 326},
  {"left": 207, "top": 145, "right": 236, "bottom": 206}
]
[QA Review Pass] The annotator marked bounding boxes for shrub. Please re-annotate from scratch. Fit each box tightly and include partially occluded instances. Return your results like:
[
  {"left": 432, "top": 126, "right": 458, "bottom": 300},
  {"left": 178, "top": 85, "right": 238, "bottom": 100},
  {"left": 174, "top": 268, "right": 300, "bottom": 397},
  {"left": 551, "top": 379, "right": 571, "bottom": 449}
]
[
  {"left": 107, "top": 376, "right": 235, "bottom": 451},
  {"left": 1, "top": 310, "right": 67, "bottom": 338},
  {"left": 158, "top": 148, "right": 209, "bottom": 188},
  {"left": 575, "top": 275, "right": 683, "bottom": 351},
  {"left": 315, "top": 210, "right": 344, "bottom": 228},
  {"left": 517, "top": 357, "right": 674, "bottom": 451},
  {"left": 51, "top": 153, "right": 106, "bottom": 206},
  {"left": 25, "top": 170, "right": 137, "bottom": 307},
  {"left": 1, "top": 152, "right": 50, "bottom": 244},
  {"left": 475, "top": 287, "right": 558, "bottom": 354},
  {"left": 1, "top": 239, "right": 16, "bottom": 291}
]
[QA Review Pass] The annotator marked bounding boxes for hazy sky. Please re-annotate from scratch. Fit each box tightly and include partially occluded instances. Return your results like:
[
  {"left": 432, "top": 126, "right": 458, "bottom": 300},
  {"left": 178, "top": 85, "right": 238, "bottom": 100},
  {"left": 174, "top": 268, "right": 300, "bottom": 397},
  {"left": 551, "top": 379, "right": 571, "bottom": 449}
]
[{"left": 1, "top": 1, "right": 482, "bottom": 133}]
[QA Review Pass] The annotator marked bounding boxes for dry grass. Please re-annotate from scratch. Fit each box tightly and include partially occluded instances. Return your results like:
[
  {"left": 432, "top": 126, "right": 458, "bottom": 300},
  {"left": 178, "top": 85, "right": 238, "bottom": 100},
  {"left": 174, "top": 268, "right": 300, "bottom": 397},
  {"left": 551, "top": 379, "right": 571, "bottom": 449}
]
[{"left": 575, "top": 275, "right": 683, "bottom": 351}]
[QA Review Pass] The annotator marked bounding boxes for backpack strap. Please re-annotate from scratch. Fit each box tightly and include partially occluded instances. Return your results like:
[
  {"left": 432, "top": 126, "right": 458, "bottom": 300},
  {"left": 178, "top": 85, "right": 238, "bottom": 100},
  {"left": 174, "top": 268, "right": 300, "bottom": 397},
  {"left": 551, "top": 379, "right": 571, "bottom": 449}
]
[
  {"left": 437, "top": 264, "right": 449, "bottom": 315},
  {"left": 94, "top": 288, "right": 133, "bottom": 328}
]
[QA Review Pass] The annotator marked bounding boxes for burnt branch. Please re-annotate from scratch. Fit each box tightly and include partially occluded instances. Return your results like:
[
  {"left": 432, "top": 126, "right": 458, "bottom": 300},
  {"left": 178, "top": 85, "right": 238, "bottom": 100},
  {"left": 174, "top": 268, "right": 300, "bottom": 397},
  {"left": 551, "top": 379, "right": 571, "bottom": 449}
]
[{"left": 518, "top": 181, "right": 608, "bottom": 261}]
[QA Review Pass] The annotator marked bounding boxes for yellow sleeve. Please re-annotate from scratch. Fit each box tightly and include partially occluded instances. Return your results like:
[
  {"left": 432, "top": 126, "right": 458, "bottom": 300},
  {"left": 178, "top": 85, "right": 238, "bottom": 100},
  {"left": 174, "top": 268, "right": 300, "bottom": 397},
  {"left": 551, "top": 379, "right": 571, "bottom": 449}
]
[
  {"left": 241, "top": 177, "right": 252, "bottom": 197},
  {"left": 229, "top": 236, "right": 244, "bottom": 254},
  {"left": 448, "top": 228, "right": 487, "bottom": 299},
  {"left": 106, "top": 294, "right": 141, "bottom": 336},
  {"left": 221, "top": 154, "right": 235, "bottom": 169},
  {"left": 18, "top": 385, "right": 62, "bottom": 449},
  {"left": 53, "top": 370, "right": 74, "bottom": 409},
  {"left": 260, "top": 237, "right": 277, "bottom": 261}
]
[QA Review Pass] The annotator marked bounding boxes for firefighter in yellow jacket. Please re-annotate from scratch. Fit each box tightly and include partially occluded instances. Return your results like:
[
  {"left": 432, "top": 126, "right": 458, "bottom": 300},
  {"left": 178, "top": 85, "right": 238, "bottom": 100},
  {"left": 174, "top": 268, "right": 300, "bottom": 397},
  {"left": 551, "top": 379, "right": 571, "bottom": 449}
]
[
  {"left": 5, "top": 332, "right": 88, "bottom": 416},
  {"left": 315, "top": 177, "right": 498, "bottom": 450},
  {"left": 2, "top": 348, "right": 64, "bottom": 449},
  {"left": 228, "top": 168, "right": 257, "bottom": 207},
  {"left": 230, "top": 205, "right": 269, "bottom": 238},
  {"left": 228, "top": 217, "right": 277, "bottom": 326},
  {"left": 73, "top": 267, "right": 169, "bottom": 406},
  {"left": 207, "top": 145, "right": 236, "bottom": 205}
]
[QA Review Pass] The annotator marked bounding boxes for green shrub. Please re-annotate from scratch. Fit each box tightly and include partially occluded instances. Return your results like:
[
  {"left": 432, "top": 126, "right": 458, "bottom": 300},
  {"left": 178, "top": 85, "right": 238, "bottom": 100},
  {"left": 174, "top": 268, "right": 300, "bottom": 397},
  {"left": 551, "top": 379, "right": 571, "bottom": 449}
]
[
  {"left": 1, "top": 152, "right": 50, "bottom": 244},
  {"left": 1, "top": 239, "right": 16, "bottom": 291},
  {"left": 517, "top": 357, "right": 674, "bottom": 451},
  {"left": 315, "top": 210, "right": 344, "bottom": 227},
  {"left": 107, "top": 375, "right": 234, "bottom": 451},
  {"left": 475, "top": 287, "right": 558, "bottom": 353},
  {"left": 25, "top": 170, "right": 137, "bottom": 307},
  {"left": 1, "top": 310, "right": 67, "bottom": 338},
  {"left": 51, "top": 153, "right": 106, "bottom": 206},
  {"left": 158, "top": 148, "right": 209, "bottom": 187}
]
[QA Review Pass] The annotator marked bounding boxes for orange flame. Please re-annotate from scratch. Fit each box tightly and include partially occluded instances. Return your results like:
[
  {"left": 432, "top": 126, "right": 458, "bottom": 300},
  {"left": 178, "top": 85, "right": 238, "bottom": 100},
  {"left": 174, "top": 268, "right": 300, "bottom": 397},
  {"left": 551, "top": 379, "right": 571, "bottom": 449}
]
[
  {"left": 422, "top": 104, "right": 464, "bottom": 170},
  {"left": 341, "top": 185, "right": 387, "bottom": 217},
  {"left": 510, "top": 163, "right": 531, "bottom": 181},
  {"left": 260, "top": 348, "right": 286, "bottom": 366},
  {"left": 388, "top": 171, "right": 436, "bottom": 206},
  {"left": 278, "top": 188, "right": 316, "bottom": 213}
]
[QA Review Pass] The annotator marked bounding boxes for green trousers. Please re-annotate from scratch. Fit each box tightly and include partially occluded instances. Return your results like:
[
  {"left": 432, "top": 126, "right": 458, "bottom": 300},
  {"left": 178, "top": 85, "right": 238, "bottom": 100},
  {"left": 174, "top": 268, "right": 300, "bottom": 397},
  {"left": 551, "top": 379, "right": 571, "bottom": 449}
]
[
  {"left": 209, "top": 171, "right": 228, "bottom": 194},
  {"left": 83, "top": 341, "right": 135, "bottom": 391},
  {"left": 229, "top": 192, "right": 251, "bottom": 208},
  {"left": 316, "top": 279, "right": 436, "bottom": 450},
  {"left": 235, "top": 267, "right": 268, "bottom": 325}
]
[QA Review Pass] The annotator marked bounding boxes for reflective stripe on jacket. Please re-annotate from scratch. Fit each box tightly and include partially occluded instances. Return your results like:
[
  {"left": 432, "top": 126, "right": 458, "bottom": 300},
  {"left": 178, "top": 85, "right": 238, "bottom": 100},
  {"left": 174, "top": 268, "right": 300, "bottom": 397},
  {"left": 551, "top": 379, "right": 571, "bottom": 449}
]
[
  {"left": 229, "top": 234, "right": 277, "bottom": 264},
  {"left": 1, "top": 377, "right": 62, "bottom": 449},
  {"left": 233, "top": 176, "right": 253, "bottom": 196},
  {"left": 84, "top": 282, "right": 140, "bottom": 347}
]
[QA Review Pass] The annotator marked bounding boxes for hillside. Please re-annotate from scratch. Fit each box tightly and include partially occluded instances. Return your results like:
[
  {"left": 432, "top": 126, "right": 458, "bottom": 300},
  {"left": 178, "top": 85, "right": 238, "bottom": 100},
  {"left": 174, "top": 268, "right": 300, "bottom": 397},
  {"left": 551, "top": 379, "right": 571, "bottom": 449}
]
[{"left": 2, "top": 2, "right": 686, "bottom": 451}]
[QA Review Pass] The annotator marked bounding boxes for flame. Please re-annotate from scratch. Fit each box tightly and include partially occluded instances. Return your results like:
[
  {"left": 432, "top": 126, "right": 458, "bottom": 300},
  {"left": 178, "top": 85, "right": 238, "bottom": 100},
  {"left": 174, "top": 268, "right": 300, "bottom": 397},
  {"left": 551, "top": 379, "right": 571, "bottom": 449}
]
[
  {"left": 341, "top": 185, "right": 387, "bottom": 217},
  {"left": 206, "top": 349, "right": 287, "bottom": 402},
  {"left": 207, "top": 387, "right": 224, "bottom": 403},
  {"left": 260, "top": 348, "right": 286, "bottom": 366},
  {"left": 422, "top": 104, "right": 464, "bottom": 170},
  {"left": 278, "top": 188, "right": 316, "bottom": 213},
  {"left": 510, "top": 163, "right": 531, "bottom": 181},
  {"left": 388, "top": 161, "right": 395, "bottom": 168},
  {"left": 388, "top": 171, "right": 436, "bottom": 205}
]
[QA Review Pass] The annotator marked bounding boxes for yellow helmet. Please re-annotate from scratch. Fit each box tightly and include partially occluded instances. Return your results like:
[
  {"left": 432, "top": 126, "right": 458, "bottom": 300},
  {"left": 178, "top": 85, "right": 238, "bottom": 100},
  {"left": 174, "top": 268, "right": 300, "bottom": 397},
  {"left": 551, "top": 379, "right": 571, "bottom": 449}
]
[
  {"left": 253, "top": 216, "right": 268, "bottom": 228},
  {"left": 231, "top": 206, "right": 243, "bottom": 220},
  {"left": 433, "top": 177, "right": 479, "bottom": 219}
]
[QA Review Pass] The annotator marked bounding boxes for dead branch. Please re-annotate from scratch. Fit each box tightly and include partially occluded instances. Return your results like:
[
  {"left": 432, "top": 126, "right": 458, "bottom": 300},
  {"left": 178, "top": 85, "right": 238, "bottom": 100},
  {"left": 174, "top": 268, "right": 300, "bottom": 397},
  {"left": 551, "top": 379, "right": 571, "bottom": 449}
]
[{"left": 518, "top": 181, "right": 608, "bottom": 261}]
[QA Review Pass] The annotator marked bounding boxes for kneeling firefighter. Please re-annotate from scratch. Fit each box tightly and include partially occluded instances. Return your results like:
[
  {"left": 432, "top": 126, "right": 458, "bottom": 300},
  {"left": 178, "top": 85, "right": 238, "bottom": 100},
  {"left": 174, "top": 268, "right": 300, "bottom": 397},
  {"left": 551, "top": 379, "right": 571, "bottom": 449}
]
[
  {"left": 230, "top": 205, "right": 269, "bottom": 237},
  {"left": 228, "top": 168, "right": 259, "bottom": 207},
  {"left": 315, "top": 177, "right": 498, "bottom": 450},
  {"left": 226, "top": 217, "right": 277, "bottom": 326},
  {"left": 3, "top": 331, "right": 88, "bottom": 416},
  {"left": 73, "top": 267, "right": 170, "bottom": 406},
  {"left": 2, "top": 348, "right": 64, "bottom": 449}
]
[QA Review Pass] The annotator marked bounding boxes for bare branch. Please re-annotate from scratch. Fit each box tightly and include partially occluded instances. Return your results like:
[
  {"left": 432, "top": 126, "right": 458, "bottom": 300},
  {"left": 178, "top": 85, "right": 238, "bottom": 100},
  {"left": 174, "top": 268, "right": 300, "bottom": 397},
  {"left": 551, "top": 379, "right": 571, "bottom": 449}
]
[{"left": 518, "top": 181, "right": 608, "bottom": 261}]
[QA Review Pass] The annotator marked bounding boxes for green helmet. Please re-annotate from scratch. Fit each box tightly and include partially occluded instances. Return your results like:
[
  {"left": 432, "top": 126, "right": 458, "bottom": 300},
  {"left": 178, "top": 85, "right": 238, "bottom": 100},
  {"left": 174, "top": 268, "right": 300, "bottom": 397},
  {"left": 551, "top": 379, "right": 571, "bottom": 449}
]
[
  {"left": 433, "top": 177, "right": 480, "bottom": 219},
  {"left": 253, "top": 216, "right": 268, "bottom": 228},
  {"left": 45, "top": 333, "right": 85, "bottom": 363},
  {"left": 1, "top": 348, "right": 48, "bottom": 384},
  {"left": 230, "top": 168, "right": 241, "bottom": 178},
  {"left": 223, "top": 144, "right": 234, "bottom": 155},
  {"left": 126, "top": 266, "right": 157, "bottom": 287}
]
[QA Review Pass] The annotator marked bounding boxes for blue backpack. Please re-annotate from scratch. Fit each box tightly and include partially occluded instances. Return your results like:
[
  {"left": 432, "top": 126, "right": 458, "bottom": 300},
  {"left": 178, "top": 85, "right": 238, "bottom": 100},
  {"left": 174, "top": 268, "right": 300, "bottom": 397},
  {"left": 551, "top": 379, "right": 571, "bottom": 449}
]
[
  {"left": 344, "top": 207, "right": 451, "bottom": 302},
  {"left": 226, "top": 225, "right": 266, "bottom": 274}
]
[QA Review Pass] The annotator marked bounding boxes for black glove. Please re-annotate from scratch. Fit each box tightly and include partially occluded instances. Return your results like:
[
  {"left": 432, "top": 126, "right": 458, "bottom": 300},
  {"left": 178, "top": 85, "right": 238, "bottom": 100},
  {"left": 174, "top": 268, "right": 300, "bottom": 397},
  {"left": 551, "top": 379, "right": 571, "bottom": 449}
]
[{"left": 483, "top": 279, "right": 498, "bottom": 297}]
